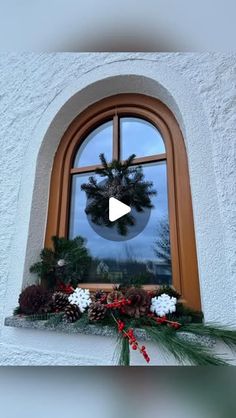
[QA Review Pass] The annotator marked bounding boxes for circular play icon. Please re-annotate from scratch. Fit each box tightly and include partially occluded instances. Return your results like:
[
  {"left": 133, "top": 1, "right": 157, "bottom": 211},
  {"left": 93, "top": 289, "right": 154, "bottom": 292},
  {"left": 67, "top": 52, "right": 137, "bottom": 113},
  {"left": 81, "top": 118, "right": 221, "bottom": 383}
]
[{"left": 109, "top": 197, "right": 131, "bottom": 222}]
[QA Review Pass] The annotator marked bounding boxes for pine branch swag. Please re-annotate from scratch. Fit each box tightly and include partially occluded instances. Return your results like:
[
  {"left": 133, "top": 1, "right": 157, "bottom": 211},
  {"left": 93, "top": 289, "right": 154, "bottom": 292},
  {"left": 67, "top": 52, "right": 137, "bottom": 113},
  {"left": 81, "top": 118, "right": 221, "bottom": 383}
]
[{"left": 14, "top": 284, "right": 236, "bottom": 366}]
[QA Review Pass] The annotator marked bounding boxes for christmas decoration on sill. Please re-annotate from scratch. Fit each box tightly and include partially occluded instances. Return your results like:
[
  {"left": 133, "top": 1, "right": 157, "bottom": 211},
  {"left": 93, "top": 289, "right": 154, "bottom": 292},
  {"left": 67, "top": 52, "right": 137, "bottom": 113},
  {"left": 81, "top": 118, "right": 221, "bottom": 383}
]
[
  {"left": 81, "top": 153, "right": 157, "bottom": 235},
  {"left": 14, "top": 284, "right": 236, "bottom": 366}
]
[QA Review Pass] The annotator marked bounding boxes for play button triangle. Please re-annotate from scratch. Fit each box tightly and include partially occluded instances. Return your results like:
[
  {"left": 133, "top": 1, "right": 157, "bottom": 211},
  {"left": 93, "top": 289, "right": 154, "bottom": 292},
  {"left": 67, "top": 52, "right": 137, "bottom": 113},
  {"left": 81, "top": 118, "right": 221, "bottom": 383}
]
[{"left": 109, "top": 197, "right": 131, "bottom": 222}]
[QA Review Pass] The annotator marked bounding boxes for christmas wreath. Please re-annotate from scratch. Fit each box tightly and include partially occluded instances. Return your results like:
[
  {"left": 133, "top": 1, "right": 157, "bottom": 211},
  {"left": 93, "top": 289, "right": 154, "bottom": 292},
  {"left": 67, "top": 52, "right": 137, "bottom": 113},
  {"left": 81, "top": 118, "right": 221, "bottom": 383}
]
[
  {"left": 81, "top": 153, "right": 156, "bottom": 235},
  {"left": 14, "top": 284, "right": 236, "bottom": 366}
]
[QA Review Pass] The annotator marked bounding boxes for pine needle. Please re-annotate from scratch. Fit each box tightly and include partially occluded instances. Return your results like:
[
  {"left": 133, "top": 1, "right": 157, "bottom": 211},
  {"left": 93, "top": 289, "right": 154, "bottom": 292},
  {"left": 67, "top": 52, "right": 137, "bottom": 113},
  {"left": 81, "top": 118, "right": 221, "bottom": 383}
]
[
  {"left": 13, "top": 306, "right": 22, "bottom": 316},
  {"left": 72, "top": 314, "right": 90, "bottom": 329},
  {"left": 144, "top": 325, "right": 229, "bottom": 366},
  {"left": 178, "top": 323, "right": 236, "bottom": 350},
  {"left": 44, "top": 313, "right": 64, "bottom": 327},
  {"left": 25, "top": 312, "right": 55, "bottom": 321},
  {"left": 117, "top": 334, "right": 130, "bottom": 366}
]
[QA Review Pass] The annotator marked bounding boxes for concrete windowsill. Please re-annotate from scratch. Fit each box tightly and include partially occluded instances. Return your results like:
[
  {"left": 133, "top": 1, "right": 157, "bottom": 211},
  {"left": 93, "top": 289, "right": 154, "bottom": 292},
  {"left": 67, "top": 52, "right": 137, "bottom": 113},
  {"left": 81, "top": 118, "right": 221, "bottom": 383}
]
[{"left": 4, "top": 316, "right": 215, "bottom": 347}]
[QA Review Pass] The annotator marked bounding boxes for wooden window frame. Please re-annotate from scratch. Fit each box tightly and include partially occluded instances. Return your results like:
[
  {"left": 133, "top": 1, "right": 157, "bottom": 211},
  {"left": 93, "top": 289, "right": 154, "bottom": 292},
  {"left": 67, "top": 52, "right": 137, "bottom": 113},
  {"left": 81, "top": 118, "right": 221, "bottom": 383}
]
[{"left": 45, "top": 94, "right": 201, "bottom": 310}]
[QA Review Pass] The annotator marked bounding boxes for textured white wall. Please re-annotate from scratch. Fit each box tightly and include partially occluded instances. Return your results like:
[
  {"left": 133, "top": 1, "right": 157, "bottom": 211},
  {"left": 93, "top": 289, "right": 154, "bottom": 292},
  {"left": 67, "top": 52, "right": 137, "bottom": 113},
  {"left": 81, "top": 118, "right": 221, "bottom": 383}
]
[{"left": 0, "top": 53, "right": 235, "bottom": 365}]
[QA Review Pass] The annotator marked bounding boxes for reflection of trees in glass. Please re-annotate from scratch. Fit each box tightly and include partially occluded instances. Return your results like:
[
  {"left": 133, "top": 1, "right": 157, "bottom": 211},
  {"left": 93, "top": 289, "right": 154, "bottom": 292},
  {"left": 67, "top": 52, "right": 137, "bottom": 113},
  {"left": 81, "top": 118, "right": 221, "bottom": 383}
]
[
  {"left": 83, "top": 252, "right": 154, "bottom": 285},
  {"left": 153, "top": 218, "right": 171, "bottom": 265}
]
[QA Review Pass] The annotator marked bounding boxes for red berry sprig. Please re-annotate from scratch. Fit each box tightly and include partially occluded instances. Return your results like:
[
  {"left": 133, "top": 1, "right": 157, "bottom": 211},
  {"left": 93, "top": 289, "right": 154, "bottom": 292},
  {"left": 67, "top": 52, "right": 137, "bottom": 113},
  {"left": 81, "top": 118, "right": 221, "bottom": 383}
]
[
  {"left": 148, "top": 313, "right": 181, "bottom": 329},
  {"left": 106, "top": 298, "right": 131, "bottom": 310},
  {"left": 57, "top": 282, "right": 74, "bottom": 294},
  {"left": 112, "top": 315, "right": 151, "bottom": 364},
  {"left": 117, "top": 319, "right": 125, "bottom": 332},
  {"left": 140, "top": 345, "right": 150, "bottom": 363}
]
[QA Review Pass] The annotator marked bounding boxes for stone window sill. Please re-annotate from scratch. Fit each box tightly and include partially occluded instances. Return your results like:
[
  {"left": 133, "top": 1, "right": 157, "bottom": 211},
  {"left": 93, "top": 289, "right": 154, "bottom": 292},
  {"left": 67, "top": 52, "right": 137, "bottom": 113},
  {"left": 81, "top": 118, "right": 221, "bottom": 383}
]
[{"left": 4, "top": 316, "right": 215, "bottom": 347}]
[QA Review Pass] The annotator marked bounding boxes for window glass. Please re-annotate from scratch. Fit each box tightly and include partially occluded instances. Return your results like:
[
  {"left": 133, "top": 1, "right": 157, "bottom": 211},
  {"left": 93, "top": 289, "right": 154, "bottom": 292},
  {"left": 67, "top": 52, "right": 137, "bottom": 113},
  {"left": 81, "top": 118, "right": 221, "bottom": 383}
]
[
  {"left": 73, "top": 121, "right": 113, "bottom": 167},
  {"left": 120, "top": 117, "right": 165, "bottom": 160},
  {"left": 69, "top": 162, "right": 172, "bottom": 285}
]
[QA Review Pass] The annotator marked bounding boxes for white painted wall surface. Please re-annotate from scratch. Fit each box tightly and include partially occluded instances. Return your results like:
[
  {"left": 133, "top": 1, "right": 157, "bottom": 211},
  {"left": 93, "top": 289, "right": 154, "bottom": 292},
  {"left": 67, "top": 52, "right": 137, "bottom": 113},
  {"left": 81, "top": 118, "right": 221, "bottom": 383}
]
[{"left": 0, "top": 53, "right": 235, "bottom": 365}]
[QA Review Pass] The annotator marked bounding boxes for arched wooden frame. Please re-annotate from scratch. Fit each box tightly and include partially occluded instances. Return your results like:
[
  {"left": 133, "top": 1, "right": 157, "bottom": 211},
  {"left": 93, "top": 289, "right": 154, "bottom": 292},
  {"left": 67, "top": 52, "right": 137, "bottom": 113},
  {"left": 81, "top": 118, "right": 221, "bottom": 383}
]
[{"left": 45, "top": 94, "right": 201, "bottom": 310}]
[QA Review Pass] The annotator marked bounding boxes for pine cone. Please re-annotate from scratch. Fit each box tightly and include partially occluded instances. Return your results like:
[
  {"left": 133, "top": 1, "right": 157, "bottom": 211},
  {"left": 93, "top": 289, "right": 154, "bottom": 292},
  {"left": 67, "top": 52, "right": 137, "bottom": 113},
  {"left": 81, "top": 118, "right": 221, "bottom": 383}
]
[
  {"left": 19, "top": 285, "right": 51, "bottom": 315},
  {"left": 64, "top": 304, "right": 81, "bottom": 322},
  {"left": 88, "top": 302, "right": 107, "bottom": 322},
  {"left": 92, "top": 289, "right": 107, "bottom": 303},
  {"left": 52, "top": 292, "right": 69, "bottom": 311},
  {"left": 124, "top": 287, "right": 151, "bottom": 318},
  {"left": 107, "top": 290, "right": 124, "bottom": 304}
]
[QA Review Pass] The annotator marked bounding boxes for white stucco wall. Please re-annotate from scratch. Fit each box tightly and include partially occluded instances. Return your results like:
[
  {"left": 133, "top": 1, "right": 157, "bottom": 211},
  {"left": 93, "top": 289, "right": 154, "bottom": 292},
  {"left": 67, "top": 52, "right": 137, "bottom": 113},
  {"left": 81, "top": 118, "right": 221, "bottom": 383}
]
[{"left": 0, "top": 53, "right": 235, "bottom": 365}]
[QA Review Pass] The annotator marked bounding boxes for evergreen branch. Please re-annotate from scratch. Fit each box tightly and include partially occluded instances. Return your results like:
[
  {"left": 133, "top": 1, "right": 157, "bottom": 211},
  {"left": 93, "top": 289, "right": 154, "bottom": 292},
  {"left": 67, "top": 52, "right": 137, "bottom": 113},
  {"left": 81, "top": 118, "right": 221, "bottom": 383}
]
[
  {"left": 25, "top": 312, "right": 56, "bottom": 322},
  {"left": 116, "top": 333, "right": 130, "bottom": 366},
  {"left": 44, "top": 313, "right": 64, "bottom": 327},
  {"left": 29, "top": 235, "right": 91, "bottom": 287},
  {"left": 144, "top": 325, "right": 229, "bottom": 366},
  {"left": 13, "top": 306, "right": 22, "bottom": 316},
  {"left": 178, "top": 323, "right": 236, "bottom": 350},
  {"left": 99, "top": 153, "right": 109, "bottom": 170},
  {"left": 123, "top": 154, "right": 136, "bottom": 170},
  {"left": 72, "top": 314, "right": 90, "bottom": 329}
]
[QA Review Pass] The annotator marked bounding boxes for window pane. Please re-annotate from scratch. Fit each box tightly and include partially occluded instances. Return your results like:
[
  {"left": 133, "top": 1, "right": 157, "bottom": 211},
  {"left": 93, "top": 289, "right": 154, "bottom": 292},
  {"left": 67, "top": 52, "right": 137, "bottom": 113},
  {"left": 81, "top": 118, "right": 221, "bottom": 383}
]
[
  {"left": 120, "top": 117, "right": 165, "bottom": 160},
  {"left": 69, "top": 161, "right": 172, "bottom": 285},
  {"left": 73, "top": 121, "right": 113, "bottom": 167}
]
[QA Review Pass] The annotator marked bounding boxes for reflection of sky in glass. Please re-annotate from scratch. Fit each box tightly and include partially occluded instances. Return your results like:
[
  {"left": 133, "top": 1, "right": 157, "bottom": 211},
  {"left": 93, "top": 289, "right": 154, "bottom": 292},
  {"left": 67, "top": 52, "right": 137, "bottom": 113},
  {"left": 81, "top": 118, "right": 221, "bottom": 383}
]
[
  {"left": 120, "top": 117, "right": 165, "bottom": 159},
  {"left": 69, "top": 162, "right": 170, "bottom": 263},
  {"left": 74, "top": 121, "right": 112, "bottom": 167}
]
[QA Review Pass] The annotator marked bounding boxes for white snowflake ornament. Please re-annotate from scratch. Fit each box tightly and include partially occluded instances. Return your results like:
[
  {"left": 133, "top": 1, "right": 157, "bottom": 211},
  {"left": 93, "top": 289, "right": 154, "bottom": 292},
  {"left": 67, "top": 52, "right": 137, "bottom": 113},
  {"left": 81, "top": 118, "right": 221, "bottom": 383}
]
[
  {"left": 68, "top": 288, "right": 92, "bottom": 313},
  {"left": 150, "top": 293, "right": 177, "bottom": 317},
  {"left": 57, "top": 259, "right": 66, "bottom": 267}
]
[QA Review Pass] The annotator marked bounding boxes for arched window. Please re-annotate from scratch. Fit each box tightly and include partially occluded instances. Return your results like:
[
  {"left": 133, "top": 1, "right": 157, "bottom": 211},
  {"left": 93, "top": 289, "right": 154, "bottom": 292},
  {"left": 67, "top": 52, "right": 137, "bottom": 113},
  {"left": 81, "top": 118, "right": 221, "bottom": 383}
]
[{"left": 45, "top": 94, "right": 201, "bottom": 310}]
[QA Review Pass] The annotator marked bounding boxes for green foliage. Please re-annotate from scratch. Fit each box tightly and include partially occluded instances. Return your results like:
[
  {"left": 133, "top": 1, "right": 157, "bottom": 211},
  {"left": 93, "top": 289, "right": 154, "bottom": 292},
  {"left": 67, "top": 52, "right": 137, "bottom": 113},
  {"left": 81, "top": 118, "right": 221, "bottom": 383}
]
[
  {"left": 25, "top": 312, "right": 56, "bottom": 321},
  {"left": 113, "top": 316, "right": 235, "bottom": 366},
  {"left": 30, "top": 235, "right": 91, "bottom": 288},
  {"left": 170, "top": 303, "right": 203, "bottom": 323},
  {"left": 154, "top": 285, "right": 181, "bottom": 300},
  {"left": 178, "top": 323, "right": 236, "bottom": 350},
  {"left": 81, "top": 153, "right": 157, "bottom": 236},
  {"left": 72, "top": 314, "right": 90, "bottom": 329},
  {"left": 144, "top": 324, "right": 228, "bottom": 366},
  {"left": 13, "top": 306, "right": 22, "bottom": 316},
  {"left": 117, "top": 333, "right": 130, "bottom": 366},
  {"left": 13, "top": 280, "right": 236, "bottom": 366},
  {"left": 44, "top": 313, "right": 64, "bottom": 327}
]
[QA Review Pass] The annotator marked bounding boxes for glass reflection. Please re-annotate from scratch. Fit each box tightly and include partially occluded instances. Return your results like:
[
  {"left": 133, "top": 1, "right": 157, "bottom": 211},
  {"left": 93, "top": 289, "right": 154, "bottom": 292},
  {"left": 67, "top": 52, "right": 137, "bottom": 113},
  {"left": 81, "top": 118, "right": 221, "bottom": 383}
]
[
  {"left": 120, "top": 117, "right": 165, "bottom": 160},
  {"left": 73, "top": 121, "right": 113, "bottom": 167},
  {"left": 69, "top": 162, "right": 172, "bottom": 285}
]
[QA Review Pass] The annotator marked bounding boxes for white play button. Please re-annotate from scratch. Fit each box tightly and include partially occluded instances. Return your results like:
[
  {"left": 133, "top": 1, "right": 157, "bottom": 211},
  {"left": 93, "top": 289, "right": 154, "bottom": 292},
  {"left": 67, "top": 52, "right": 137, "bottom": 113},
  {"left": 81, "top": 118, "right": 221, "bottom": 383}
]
[{"left": 109, "top": 197, "right": 131, "bottom": 222}]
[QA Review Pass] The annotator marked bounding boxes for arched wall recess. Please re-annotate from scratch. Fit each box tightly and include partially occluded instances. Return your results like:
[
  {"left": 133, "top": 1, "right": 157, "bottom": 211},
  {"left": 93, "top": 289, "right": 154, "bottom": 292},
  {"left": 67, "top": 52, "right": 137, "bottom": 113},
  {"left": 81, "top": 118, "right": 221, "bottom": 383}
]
[
  {"left": 45, "top": 94, "right": 201, "bottom": 310},
  {"left": 5, "top": 60, "right": 232, "bottom": 327}
]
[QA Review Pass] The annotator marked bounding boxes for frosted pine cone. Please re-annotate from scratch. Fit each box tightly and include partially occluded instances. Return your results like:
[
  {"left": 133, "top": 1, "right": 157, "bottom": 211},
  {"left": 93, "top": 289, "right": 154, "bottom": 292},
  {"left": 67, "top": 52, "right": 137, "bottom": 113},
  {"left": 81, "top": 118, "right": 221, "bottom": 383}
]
[
  {"left": 124, "top": 287, "right": 150, "bottom": 318},
  {"left": 107, "top": 290, "right": 124, "bottom": 304},
  {"left": 52, "top": 292, "right": 69, "bottom": 311},
  {"left": 64, "top": 304, "right": 81, "bottom": 322},
  {"left": 91, "top": 289, "right": 107, "bottom": 303},
  {"left": 88, "top": 302, "right": 107, "bottom": 322}
]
